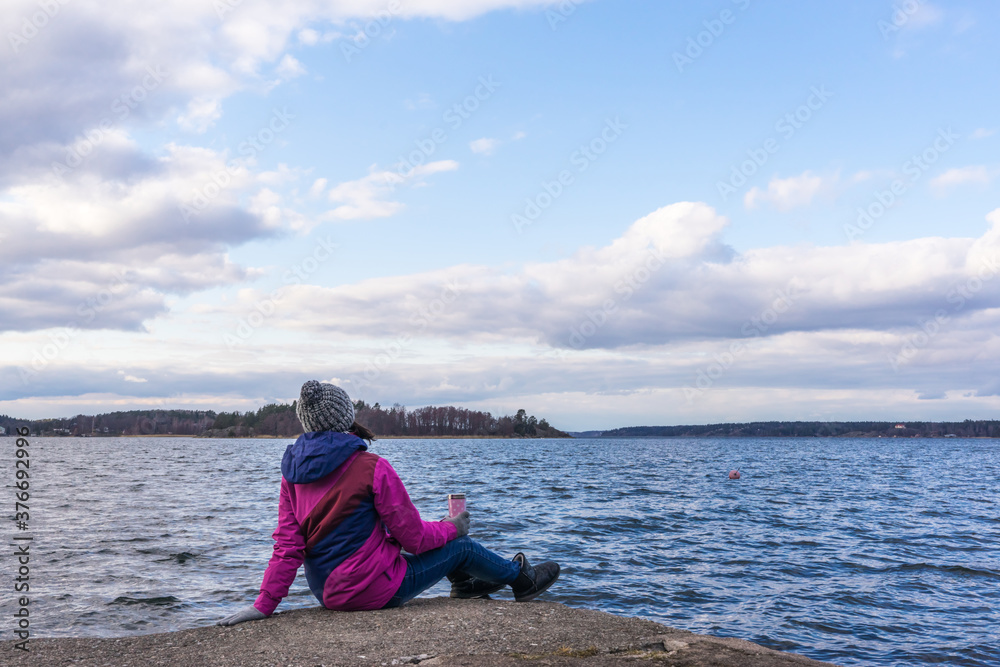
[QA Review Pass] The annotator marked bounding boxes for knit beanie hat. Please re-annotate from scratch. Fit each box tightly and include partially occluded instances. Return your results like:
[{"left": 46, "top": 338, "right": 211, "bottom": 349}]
[{"left": 295, "top": 380, "right": 355, "bottom": 433}]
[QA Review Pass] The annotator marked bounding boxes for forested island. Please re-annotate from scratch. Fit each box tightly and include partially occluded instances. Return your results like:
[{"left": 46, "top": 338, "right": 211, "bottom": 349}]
[
  {"left": 0, "top": 401, "right": 570, "bottom": 439},
  {"left": 598, "top": 420, "right": 1000, "bottom": 438}
]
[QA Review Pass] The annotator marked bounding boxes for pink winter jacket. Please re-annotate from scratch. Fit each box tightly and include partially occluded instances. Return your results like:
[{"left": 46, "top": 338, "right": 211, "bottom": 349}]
[{"left": 253, "top": 432, "right": 456, "bottom": 615}]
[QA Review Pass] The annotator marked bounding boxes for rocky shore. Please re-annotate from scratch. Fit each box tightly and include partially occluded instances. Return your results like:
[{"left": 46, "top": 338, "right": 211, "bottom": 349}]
[{"left": 5, "top": 598, "right": 836, "bottom": 667}]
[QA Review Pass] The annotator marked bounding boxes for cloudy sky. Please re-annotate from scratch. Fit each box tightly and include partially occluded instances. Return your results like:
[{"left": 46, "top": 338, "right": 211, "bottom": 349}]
[{"left": 2, "top": 0, "right": 998, "bottom": 430}]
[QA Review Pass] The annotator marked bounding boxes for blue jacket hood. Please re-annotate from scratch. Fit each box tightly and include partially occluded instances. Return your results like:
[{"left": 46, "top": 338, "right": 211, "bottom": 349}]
[{"left": 281, "top": 431, "right": 368, "bottom": 484}]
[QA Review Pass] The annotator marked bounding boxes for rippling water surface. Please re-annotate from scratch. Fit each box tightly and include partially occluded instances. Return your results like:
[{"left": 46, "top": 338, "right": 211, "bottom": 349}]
[{"left": 15, "top": 436, "right": 1000, "bottom": 665}]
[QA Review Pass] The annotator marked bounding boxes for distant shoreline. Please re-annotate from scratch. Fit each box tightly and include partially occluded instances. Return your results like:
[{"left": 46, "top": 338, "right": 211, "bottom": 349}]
[
  {"left": 13, "top": 433, "right": 565, "bottom": 440},
  {"left": 579, "top": 434, "right": 997, "bottom": 439},
  {"left": 8, "top": 433, "right": 996, "bottom": 439},
  {"left": 1, "top": 403, "right": 570, "bottom": 439},
  {"left": 7, "top": 410, "right": 996, "bottom": 440}
]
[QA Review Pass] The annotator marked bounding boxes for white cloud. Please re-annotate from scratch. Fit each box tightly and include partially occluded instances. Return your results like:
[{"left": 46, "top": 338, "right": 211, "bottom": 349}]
[
  {"left": 177, "top": 97, "right": 223, "bottom": 133},
  {"left": 276, "top": 54, "right": 306, "bottom": 79},
  {"left": 931, "top": 166, "right": 995, "bottom": 193},
  {"left": 230, "top": 203, "right": 1000, "bottom": 354},
  {"left": 971, "top": 128, "right": 995, "bottom": 140},
  {"left": 323, "top": 160, "right": 459, "bottom": 221},
  {"left": 404, "top": 94, "right": 435, "bottom": 111},
  {"left": 309, "top": 177, "right": 328, "bottom": 197},
  {"left": 0, "top": 141, "right": 276, "bottom": 332},
  {"left": 908, "top": 3, "right": 945, "bottom": 29},
  {"left": 249, "top": 187, "right": 312, "bottom": 231},
  {"left": 470, "top": 138, "right": 501, "bottom": 155},
  {"left": 298, "top": 28, "right": 320, "bottom": 45},
  {"left": 296, "top": 27, "right": 343, "bottom": 46},
  {"left": 744, "top": 171, "right": 833, "bottom": 211},
  {"left": 257, "top": 163, "right": 305, "bottom": 187}
]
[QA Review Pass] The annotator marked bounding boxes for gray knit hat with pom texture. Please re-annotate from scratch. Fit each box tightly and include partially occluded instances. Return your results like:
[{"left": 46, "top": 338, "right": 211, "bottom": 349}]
[{"left": 296, "top": 380, "right": 355, "bottom": 433}]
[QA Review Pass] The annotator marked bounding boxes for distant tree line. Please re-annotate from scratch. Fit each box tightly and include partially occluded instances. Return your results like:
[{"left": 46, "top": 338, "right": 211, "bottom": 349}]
[
  {"left": 600, "top": 420, "right": 1000, "bottom": 438},
  {"left": 0, "top": 410, "right": 218, "bottom": 437},
  {"left": 206, "top": 403, "right": 303, "bottom": 437},
  {"left": 0, "top": 403, "right": 569, "bottom": 439},
  {"left": 352, "top": 402, "right": 563, "bottom": 438}
]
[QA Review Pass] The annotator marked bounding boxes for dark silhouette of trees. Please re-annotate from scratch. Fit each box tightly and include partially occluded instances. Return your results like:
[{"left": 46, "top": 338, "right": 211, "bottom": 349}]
[
  {"left": 350, "top": 402, "right": 565, "bottom": 438},
  {"left": 2, "top": 403, "right": 569, "bottom": 438},
  {"left": 600, "top": 420, "right": 1000, "bottom": 438}
]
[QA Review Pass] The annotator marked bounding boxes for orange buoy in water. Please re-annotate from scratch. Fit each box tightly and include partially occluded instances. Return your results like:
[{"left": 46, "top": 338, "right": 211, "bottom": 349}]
[{"left": 728, "top": 470, "right": 741, "bottom": 480}]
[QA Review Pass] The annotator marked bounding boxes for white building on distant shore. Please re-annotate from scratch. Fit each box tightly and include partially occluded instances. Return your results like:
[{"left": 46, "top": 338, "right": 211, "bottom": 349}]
[{"left": 0, "top": 426, "right": 6, "bottom": 435}]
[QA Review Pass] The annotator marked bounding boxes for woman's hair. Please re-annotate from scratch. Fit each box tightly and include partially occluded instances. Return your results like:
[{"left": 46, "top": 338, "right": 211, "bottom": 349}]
[{"left": 349, "top": 421, "right": 376, "bottom": 442}]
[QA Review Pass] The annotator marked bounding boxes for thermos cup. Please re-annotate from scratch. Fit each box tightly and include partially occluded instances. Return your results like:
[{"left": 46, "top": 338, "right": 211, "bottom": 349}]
[{"left": 447, "top": 493, "right": 466, "bottom": 517}]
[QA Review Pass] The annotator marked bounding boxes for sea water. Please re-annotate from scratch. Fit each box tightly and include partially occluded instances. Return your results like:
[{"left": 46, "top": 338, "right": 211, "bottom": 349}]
[{"left": 12, "top": 436, "right": 1000, "bottom": 666}]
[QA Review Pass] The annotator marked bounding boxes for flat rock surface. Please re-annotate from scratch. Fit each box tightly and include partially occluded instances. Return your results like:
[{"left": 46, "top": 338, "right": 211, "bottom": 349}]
[{"left": 4, "top": 597, "right": 837, "bottom": 666}]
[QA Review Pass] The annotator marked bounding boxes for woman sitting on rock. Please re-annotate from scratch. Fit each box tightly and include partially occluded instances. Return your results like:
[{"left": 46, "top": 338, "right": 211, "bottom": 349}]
[{"left": 218, "top": 380, "right": 560, "bottom": 626}]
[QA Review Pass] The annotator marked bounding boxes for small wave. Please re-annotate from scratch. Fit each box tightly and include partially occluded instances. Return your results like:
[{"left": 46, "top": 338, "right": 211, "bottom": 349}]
[
  {"left": 155, "top": 551, "right": 197, "bottom": 564},
  {"left": 847, "top": 560, "right": 1000, "bottom": 579},
  {"left": 895, "top": 563, "right": 1000, "bottom": 579},
  {"left": 788, "top": 619, "right": 855, "bottom": 635},
  {"left": 109, "top": 596, "right": 181, "bottom": 606}
]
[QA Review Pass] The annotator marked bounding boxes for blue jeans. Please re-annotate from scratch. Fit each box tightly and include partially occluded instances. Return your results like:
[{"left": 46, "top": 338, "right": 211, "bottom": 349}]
[{"left": 383, "top": 536, "right": 520, "bottom": 608}]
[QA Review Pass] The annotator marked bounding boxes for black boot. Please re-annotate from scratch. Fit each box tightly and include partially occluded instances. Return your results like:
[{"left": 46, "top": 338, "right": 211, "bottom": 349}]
[
  {"left": 448, "top": 571, "right": 505, "bottom": 599},
  {"left": 510, "top": 553, "right": 560, "bottom": 602}
]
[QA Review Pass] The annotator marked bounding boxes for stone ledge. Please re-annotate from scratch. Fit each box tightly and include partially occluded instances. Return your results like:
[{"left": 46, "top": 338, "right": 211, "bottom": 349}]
[{"left": 3, "top": 597, "right": 837, "bottom": 666}]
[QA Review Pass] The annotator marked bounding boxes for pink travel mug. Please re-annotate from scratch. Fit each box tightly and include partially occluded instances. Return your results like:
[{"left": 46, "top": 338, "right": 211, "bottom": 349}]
[{"left": 447, "top": 493, "right": 466, "bottom": 517}]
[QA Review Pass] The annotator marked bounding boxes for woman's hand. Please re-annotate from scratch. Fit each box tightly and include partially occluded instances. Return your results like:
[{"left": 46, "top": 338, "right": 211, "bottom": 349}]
[
  {"left": 443, "top": 510, "right": 470, "bottom": 537},
  {"left": 216, "top": 605, "right": 267, "bottom": 626}
]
